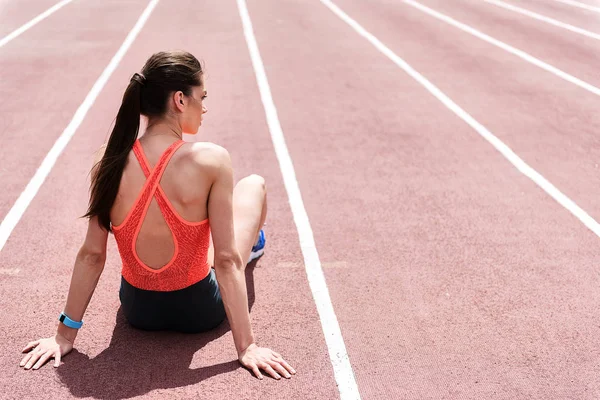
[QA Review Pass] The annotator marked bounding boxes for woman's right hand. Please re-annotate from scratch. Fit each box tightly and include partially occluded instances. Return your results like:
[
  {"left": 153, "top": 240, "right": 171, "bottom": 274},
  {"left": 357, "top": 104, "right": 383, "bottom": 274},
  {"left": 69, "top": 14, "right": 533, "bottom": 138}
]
[
  {"left": 20, "top": 333, "right": 73, "bottom": 370},
  {"left": 239, "top": 343, "right": 296, "bottom": 380}
]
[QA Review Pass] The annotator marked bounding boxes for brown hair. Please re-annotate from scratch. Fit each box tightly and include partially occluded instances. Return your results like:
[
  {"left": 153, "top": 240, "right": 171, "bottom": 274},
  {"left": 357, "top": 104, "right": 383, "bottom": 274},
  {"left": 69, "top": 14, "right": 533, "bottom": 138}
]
[{"left": 84, "top": 51, "right": 203, "bottom": 231}]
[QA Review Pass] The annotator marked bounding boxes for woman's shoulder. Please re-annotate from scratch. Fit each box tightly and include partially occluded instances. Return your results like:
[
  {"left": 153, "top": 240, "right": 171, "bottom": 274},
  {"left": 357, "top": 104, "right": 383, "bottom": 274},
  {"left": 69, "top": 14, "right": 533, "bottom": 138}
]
[{"left": 179, "top": 141, "right": 232, "bottom": 171}]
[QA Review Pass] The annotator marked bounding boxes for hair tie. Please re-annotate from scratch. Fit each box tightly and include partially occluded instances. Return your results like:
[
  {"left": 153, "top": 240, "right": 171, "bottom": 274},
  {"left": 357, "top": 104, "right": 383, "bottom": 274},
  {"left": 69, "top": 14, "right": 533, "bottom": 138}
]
[{"left": 131, "top": 72, "right": 146, "bottom": 86}]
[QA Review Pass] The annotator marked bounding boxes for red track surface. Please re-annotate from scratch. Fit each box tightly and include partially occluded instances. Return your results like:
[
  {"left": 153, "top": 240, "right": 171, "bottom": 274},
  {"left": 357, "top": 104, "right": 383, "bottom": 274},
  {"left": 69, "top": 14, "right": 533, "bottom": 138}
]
[
  {"left": 0, "top": 0, "right": 59, "bottom": 37},
  {"left": 2, "top": 0, "right": 600, "bottom": 398}
]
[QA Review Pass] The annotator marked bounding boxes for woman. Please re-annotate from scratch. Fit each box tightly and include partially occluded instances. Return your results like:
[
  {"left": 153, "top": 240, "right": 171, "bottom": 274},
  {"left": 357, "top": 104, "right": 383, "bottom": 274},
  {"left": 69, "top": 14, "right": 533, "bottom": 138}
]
[{"left": 19, "top": 51, "right": 295, "bottom": 380}]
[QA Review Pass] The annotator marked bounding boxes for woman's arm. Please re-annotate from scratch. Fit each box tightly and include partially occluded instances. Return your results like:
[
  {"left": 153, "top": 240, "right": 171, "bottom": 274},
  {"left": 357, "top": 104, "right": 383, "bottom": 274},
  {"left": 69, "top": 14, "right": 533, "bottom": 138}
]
[
  {"left": 205, "top": 147, "right": 254, "bottom": 355},
  {"left": 204, "top": 145, "right": 295, "bottom": 380}
]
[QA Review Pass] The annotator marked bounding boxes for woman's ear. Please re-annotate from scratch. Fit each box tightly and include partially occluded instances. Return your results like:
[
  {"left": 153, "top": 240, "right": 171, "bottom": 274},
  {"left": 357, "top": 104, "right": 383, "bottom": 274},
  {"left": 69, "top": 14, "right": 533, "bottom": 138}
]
[{"left": 173, "top": 91, "right": 185, "bottom": 112}]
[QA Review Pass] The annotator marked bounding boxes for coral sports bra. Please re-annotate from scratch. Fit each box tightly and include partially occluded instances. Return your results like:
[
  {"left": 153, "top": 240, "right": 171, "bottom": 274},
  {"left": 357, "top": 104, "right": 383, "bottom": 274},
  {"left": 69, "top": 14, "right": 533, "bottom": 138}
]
[{"left": 113, "top": 140, "right": 211, "bottom": 292}]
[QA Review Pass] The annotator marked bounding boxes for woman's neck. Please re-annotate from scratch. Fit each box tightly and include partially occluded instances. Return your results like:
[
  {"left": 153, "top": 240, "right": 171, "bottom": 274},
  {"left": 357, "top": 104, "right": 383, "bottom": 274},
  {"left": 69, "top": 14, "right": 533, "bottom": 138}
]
[{"left": 144, "top": 119, "right": 183, "bottom": 140}]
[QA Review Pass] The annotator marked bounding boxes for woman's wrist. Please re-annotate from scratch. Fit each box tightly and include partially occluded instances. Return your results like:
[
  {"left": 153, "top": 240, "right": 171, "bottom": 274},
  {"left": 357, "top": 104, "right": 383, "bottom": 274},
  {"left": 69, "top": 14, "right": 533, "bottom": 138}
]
[
  {"left": 56, "top": 323, "right": 77, "bottom": 344},
  {"left": 238, "top": 342, "right": 258, "bottom": 357}
]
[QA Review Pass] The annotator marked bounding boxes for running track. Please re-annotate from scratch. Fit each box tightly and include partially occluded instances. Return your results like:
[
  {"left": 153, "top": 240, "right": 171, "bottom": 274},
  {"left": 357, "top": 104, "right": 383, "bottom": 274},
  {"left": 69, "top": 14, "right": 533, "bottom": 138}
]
[{"left": 1, "top": 0, "right": 600, "bottom": 399}]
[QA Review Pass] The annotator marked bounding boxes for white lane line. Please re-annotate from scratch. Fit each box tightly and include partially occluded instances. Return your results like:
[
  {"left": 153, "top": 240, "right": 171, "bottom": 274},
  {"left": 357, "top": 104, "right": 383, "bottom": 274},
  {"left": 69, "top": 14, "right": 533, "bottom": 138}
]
[
  {"left": 403, "top": 0, "right": 600, "bottom": 97},
  {"left": 551, "top": 0, "right": 600, "bottom": 14},
  {"left": 236, "top": 0, "right": 361, "bottom": 398},
  {"left": 484, "top": 0, "right": 600, "bottom": 41},
  {"left": 0, "top": 0, "right": 160, "bottom": 252},
  {"left": 0, "top": 0, "right": 76, "bottom": 48},
  {"left": 318, "top": 0, "right": 600, "bottom": 238},
  {"left": 0, "top": 268, "right": 20, "bottom": 276}
]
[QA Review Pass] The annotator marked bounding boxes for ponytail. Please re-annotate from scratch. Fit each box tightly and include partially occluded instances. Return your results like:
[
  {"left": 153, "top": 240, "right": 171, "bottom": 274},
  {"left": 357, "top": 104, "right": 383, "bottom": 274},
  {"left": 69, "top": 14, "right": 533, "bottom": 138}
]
[{"left": 84, "top": 74, "right": 144, "bottom": 231}]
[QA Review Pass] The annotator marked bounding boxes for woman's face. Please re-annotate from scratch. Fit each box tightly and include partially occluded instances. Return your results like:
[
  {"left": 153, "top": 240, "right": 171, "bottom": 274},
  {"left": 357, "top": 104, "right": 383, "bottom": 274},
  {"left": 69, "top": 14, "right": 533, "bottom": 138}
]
[{"left": 180, "top": 85, "right": 208, "bottom": 135}]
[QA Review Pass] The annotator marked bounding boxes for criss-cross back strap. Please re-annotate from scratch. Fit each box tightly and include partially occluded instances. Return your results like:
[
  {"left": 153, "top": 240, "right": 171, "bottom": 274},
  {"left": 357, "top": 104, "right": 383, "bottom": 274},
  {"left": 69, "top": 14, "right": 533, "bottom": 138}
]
[
  {"left": 133, "top": 140, "right": 153, "bottom": 178},
  {"left": 130, "top": 140, "right": 185, "bottom": 221},
  {"left": 132, "top": 139, "right": 184, "bottom": 179}
]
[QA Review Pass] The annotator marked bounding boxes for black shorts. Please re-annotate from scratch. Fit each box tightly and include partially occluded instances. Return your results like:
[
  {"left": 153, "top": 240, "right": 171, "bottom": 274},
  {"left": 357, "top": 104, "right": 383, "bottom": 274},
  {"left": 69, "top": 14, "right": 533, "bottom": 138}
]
[{"left": 119, "top": 269, "right": 226, "bottom": 333}]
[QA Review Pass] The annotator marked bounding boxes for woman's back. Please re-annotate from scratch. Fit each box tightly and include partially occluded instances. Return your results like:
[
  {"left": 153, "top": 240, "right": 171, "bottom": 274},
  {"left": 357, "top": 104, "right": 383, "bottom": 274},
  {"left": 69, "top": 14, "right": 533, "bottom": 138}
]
[{"left": 110, "top": 136, "right": 220, "bottom": 281}]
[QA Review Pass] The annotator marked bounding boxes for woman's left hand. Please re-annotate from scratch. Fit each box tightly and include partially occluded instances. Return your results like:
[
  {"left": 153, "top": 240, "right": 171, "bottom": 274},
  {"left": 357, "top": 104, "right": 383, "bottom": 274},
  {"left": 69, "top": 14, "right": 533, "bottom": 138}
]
[{"left": 20, "top": 333, "right": 73, "bottom": 370}]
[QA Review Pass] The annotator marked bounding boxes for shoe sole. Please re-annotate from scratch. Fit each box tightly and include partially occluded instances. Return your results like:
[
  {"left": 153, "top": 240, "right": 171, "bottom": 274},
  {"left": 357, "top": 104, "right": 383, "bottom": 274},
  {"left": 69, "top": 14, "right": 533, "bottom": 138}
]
[{"left": 248, "top": 248, "right": 264, "bottom": 263}]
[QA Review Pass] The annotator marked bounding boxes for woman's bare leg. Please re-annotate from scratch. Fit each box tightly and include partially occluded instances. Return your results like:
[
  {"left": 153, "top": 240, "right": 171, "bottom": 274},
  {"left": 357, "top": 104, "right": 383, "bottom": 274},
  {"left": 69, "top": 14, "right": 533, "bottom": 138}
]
[{"left": 208, "top": 174, "right": 267, "bottom": 267}]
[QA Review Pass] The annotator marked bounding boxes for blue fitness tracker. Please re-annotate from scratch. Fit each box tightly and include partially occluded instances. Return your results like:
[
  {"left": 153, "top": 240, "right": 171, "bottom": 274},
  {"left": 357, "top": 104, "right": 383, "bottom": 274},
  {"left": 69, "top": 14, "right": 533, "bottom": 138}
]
[{"left": 58, "top": 312, "right": 83, "bottom": 329}]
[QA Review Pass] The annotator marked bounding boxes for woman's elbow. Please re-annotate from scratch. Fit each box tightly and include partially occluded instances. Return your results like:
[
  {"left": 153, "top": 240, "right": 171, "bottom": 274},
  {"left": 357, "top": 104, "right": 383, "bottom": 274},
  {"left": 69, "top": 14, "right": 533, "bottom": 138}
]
[
  {"left": 77, "top": 246, "right": 106, "bottom": 267},
  {"left": 213, "top": 251, "right": 243, "bottom": 271}
]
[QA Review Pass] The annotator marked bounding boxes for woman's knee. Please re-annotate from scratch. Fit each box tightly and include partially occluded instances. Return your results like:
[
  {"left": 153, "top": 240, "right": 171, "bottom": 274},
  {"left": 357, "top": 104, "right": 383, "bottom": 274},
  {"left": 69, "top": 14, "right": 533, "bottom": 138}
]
[{"left": 239, "top": 174, "right": 266, "bottom": 194}]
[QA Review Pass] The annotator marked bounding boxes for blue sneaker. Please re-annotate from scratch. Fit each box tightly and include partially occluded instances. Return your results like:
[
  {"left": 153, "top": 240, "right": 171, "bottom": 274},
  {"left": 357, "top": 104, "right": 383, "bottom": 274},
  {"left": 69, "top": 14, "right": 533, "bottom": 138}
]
[{"left": 248, "top": 230, "right": 265, "bottom": 263}]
